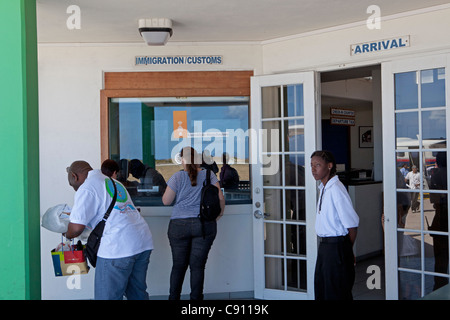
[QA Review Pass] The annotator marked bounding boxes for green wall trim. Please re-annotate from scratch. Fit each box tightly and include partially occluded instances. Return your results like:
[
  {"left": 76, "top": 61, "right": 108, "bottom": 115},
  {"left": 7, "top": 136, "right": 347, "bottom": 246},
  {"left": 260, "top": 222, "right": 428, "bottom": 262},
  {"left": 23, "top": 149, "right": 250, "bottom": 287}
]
[{"left": 0, "top": 0, "right": 40, "bottom": 300}]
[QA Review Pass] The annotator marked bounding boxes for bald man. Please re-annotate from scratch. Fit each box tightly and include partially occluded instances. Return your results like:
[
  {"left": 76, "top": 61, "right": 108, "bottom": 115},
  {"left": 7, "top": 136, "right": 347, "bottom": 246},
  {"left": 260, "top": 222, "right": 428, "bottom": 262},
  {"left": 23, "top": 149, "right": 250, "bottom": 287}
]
[{"left": 64, "top": 160, "right": 154, "bottom": 300}]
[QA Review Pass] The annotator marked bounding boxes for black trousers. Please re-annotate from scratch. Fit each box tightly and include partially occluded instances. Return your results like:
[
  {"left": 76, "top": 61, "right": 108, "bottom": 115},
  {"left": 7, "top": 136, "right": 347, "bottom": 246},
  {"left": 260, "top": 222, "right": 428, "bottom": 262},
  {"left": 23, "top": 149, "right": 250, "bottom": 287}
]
[{"left": 314, "top": 235, "right": 355, "bottom": 300}]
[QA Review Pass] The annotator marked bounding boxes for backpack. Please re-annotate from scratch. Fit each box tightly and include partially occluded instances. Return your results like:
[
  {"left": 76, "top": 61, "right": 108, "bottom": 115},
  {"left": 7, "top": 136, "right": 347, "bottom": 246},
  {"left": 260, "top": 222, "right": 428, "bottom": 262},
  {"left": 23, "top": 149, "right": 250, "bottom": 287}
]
[{"left": 199, "top": 169, "right": 221, "bottom": 222}]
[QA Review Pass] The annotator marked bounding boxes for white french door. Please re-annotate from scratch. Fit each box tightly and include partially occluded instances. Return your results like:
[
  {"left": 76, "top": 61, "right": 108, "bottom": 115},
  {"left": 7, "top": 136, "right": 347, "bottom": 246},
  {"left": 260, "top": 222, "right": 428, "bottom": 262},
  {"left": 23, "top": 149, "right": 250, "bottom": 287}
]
[
  {"left": 250, "top": 72, "right": 318, "bottom": 299},
  {"left": 382, "top": 54, "right": 450, "bottom": 299}
]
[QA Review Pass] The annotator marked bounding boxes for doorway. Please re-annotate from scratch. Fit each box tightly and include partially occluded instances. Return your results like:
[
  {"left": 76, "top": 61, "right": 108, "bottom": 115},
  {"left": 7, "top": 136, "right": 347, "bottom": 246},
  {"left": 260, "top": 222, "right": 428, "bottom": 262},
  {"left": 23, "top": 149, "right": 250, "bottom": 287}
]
[{"left": 320, "top": 65, "right": 385, "bottom": 299}]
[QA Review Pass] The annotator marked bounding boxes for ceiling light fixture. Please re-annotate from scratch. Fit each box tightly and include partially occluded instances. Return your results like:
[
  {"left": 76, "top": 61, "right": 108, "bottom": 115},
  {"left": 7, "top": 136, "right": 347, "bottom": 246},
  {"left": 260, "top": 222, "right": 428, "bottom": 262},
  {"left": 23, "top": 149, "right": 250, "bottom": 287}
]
[{"left": 138, "top": 18, "right": 173, "bottom": 46}]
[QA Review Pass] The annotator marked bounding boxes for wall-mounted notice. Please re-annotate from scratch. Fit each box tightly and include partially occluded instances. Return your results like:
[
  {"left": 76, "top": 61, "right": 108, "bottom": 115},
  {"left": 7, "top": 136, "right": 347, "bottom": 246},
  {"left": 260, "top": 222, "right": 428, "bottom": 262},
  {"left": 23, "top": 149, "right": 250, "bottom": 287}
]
[{"left": 330, "top": 107, "right": 355, "bottom": 126}]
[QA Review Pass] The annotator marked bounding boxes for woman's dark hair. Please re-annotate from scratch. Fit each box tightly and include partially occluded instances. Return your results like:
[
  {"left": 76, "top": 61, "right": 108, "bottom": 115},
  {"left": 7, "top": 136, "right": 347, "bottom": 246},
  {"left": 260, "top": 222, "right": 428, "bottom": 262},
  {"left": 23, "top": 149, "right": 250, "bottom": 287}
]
[
  {"left": 101, "top": 159, "right": 120, "bottom": 177},
  {"left": 181, "top": 147, "right": 199, "bottom": 186},
  {"left": 310, "top": 150, "right": 337, "bottom": 177}
]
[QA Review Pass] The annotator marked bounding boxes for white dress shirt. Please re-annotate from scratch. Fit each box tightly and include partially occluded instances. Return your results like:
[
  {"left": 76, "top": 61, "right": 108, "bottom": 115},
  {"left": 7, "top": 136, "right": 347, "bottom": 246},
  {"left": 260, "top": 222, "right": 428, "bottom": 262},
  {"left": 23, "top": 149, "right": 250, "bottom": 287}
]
[{"left": 315, "top": 175, "right": 359, "bottom": 237}]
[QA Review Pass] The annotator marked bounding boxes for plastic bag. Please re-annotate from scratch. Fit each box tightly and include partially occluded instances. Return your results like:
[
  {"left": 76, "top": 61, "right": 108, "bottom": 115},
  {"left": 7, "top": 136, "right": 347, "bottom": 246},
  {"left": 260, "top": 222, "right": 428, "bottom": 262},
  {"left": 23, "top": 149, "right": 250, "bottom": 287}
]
[
  {"left": 41, "top": 204, "right": 71, "bottom": 233},
  {"left": 42, "top": 204, "right": 92, "bottom": 241}
]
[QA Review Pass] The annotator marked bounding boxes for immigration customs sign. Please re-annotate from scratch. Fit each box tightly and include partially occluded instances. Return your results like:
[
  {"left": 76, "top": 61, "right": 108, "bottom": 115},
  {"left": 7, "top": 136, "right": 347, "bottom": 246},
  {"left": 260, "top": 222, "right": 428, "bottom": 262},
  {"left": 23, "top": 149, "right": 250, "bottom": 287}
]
[
  {"left": 135, "top": 55, "right": 223, "bottom": 66},
  {"left": 351, "top": 35, "right": 410, "bottom": 55}
]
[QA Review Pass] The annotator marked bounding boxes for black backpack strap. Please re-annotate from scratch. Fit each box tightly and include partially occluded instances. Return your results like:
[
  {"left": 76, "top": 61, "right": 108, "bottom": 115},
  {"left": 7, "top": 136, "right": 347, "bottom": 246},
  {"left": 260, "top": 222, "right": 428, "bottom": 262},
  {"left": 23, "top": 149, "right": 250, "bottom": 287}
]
[
  {"left": 103, "top": 179, "right": 117, "bottom": 221},
  {"left": 205, "top": 168, "right": 211, "bottom": 186}
]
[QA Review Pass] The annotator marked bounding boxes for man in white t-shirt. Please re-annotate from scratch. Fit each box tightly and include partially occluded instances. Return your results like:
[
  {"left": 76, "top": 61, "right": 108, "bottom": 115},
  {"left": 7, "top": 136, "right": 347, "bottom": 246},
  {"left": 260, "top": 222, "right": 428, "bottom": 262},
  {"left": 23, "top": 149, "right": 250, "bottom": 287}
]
[{"left": 64, "top": 160, "right": 154, "bottom": 300}]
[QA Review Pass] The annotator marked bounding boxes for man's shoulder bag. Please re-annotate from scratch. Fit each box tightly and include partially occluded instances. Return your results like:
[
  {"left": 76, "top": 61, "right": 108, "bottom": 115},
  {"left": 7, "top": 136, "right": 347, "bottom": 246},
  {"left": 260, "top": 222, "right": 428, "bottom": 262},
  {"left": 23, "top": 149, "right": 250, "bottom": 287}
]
[{"left": 85, "top": 179, "right": 117, "bottom": 268}]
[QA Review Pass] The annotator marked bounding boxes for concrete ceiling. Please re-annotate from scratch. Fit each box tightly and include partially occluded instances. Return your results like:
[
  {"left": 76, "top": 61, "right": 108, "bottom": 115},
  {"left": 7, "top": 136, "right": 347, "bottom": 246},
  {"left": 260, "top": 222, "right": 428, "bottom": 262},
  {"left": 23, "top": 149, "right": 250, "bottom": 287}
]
[{"left": 36, "top": 0, "right": 450, "bottom": 44}]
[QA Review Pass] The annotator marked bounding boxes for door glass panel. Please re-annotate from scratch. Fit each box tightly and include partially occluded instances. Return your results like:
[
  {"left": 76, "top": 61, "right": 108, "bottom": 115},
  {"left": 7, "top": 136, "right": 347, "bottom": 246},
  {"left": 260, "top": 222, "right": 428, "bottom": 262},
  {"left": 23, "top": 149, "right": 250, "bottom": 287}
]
[
  {"left": 284, "top": 119, "right": 305, "bottom": 152},
  {"left": 263, "top": 189, "right": 283, "bottom": 220},
  {"left": 262, "top": 121, "right": 281, "bottom": 152},
  {"left": 425, "top": 274, "right": 449, "bottom": 294},
  {"left": 285, "top": 189, "right": 306, "bottom": 221},
  {"left": 424, "top": 233, "right": 449, "bottom": 274},
  {"left": 422, "top": 109, "right": 446, "bottom": 143},
  {"left": 284, "top": 155, "right": 305, "bottom": 187},
  {"left": 394, "top": 66, "right": 449, "bottom": 299},
  {"left": 264, "top": 223, "right": 284, "bottom": 255},
  {"left": 395, "top": 112, "right": 419, "bottom": 149},
  {"left": 421, "top": 68, "right": 446, "bottom": 108},
  {"left": 262, "top": 155, "right": 282, "bottom": 185},
  {"left": 284, "top": 84, "right": 304, "bottom": 117},
  {"left": 265, "top": 257, "right": 284, "bottom": 290},
  {"left": 262, "top": 86, "right": 281, "bottom": 118},
  {"left": 395, "top": 71, "right": 418, "bottom": 110},
  {"left": 396, "top": 191, "right": 413, "bottom": 227},
  {"left": 286, "top": 224, "right": 306, "bottom": 255},
  {"left": 286, "top": 259, "right": 307, "bottom": 291},
  {"left": 398, "top": 270, "right": 421, "bottom": 300},
  {"left": 398, "top": 231, "right": 421, "bottom": 270}
]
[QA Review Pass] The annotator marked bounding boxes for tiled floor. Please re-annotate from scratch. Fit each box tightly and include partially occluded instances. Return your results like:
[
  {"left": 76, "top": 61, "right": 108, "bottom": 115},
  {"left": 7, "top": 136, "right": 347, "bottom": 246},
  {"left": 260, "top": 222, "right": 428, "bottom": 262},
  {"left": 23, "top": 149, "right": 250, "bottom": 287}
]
[{"left": 353, "top": 254, "right": 385, "bottom": 300}]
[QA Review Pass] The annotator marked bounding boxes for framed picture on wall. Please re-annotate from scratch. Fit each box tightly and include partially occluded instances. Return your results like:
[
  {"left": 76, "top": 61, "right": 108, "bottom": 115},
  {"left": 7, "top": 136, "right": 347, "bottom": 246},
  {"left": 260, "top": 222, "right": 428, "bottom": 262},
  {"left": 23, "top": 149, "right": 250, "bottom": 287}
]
[{"left": 359, "top": 126, "right": 373, "bottom": 148}]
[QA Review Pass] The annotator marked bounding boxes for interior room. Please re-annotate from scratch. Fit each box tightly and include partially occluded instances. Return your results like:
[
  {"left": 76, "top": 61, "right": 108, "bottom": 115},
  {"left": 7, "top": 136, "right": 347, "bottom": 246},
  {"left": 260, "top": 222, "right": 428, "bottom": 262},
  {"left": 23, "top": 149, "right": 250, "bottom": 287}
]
[{"left": 320, "top": 65, "right": 385, "bottom": 299}]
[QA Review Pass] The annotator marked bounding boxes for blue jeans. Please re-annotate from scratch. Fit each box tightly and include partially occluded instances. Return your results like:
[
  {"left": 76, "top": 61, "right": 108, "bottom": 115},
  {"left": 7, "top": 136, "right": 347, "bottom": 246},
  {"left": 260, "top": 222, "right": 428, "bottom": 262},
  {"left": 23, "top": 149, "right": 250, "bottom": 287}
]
[
  {"left": 95, "top": 250, "right": 152, "bottom": 300},
  {"left": 168, "top": 218, "right": 217, "bottom": 300}
]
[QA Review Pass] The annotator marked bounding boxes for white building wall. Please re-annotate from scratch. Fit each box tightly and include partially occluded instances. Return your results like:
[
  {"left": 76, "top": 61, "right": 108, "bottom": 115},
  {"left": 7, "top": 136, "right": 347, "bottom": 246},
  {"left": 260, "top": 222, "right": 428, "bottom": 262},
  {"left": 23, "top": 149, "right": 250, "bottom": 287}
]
[{"left": 261, "top": 6, "right": 450, "bottom": 74}]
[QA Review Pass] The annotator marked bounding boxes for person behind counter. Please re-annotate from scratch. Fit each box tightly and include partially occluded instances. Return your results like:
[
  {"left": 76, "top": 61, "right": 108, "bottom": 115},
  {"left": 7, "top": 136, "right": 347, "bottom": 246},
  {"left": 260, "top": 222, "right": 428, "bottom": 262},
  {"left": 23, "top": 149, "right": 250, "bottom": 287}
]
[
  {"left": 310, "top": 150, "right": 359, "bottom": 300},
  {"left": 162, "top": 147, "right": 225, "bottom": 300},
  {"left": 129, "top": 159, "right": 167, "bottom": 195},
  {"left": 219, "top": 152, "right": 239, "bottom": 189},
  {"left": 64, "top": 160, "right": 154, "bottom": 300}
]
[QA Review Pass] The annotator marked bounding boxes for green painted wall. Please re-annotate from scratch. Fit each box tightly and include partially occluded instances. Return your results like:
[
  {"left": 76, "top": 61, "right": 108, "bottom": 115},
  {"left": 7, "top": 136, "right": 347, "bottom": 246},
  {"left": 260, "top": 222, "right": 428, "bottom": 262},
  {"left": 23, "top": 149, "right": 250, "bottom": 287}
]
[{"left": 0, "top": 0, "right": 40, "bottom": 299}]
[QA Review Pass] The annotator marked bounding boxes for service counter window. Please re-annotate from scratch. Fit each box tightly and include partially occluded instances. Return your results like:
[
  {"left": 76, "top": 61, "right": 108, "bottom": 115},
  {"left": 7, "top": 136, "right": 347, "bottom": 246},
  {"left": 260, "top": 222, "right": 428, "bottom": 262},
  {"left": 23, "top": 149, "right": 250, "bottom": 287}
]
[{"left": 108, "top": 97, "right": 251, "bottom": 206}]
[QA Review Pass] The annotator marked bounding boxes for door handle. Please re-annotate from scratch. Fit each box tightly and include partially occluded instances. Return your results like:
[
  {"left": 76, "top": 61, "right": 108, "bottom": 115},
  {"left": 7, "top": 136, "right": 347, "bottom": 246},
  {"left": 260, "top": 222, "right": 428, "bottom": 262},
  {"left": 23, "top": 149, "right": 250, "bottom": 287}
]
[
  {"left": 254, "top": 210, "right": 270, "bottom": 219},
  {"left": 254, "top": 210, "right": 263, "bottom": 219}
]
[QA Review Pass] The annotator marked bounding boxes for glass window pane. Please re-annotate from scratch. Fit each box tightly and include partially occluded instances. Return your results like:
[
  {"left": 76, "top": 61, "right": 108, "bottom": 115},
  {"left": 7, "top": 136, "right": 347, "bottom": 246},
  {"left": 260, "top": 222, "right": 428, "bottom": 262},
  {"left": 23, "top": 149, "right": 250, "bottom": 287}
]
[
  {"left": 396, "top": 155, "right": 410, "bottom": 189},
  {"left": 285, "top": 189, "right": 305, "bottom": 221},
  {"left": 397, "top": 192, "right": 420, "bottom": 229},
  {"left": 263, "top": 188, "right": 283, "bottom": 220},
  {"left": 398, "top": 270, "right": 421, "bottom": 300},
  {"left": 423, "top": 233, "right": 449, "bottom": 274},
  {"left": 397, "top": 191, "right": 412, "bottom": 227},
  {"left": 426, "top": 193, "right": 448, "bottom": 233},
  {"left": 395, "top": 71, "right": 418, "bottom": 110},
  {"left": 398, "top": 231, "right": 421, "bottom": 270},
  {"left": 421, "top": 68, "right": 446, "bottom": 108},
  {"left": 284, "top": 84, "right": 304, "bottom": 117},
  {"left": 285, "top": 155, "right": 305, "bottom": 187},
  {"left": 286, "top": 224, "right": 306, "bottom": 255},
  {"left": 396, "top": 112, "right": 419, "bottom": 148},
  {"left": 265, "top": 257, "right": 284, "bottom": 290},
  {"left": 422, "top": 110, "right": 446, "bottom": 144},
  {"left": 264, "top": 223, "right": 283, "bottom": 255},
  {"left": 262, "top": 86, "right": 281, "bottom": 118},
  {"left": 286, "top": 259, "right": 307, "bottom": 291},
  {"left": 284, "top": 119, "right": 304, "bottom": 152},
  {"left": 262, "top": 155, "right": 282, "bottom": 182},
  {"left": 424, "top": 151, "right": 446, "bottom": 190},
  {"left": 262, "top": 121, "right": 281, "bottom": 153},
  {"left": 425, "top": 274, "right": 449, "bottom": 296},
  {"left": 109, "top": 97, "right": 250, "bottom": 206}
]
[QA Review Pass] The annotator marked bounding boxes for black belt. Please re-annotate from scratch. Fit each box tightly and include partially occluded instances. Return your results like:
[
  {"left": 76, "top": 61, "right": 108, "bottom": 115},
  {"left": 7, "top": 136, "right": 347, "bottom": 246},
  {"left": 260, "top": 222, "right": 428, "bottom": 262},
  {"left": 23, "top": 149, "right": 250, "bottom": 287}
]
[{"left": 318, "top": 235, "right": 348, "bottom": 243}]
